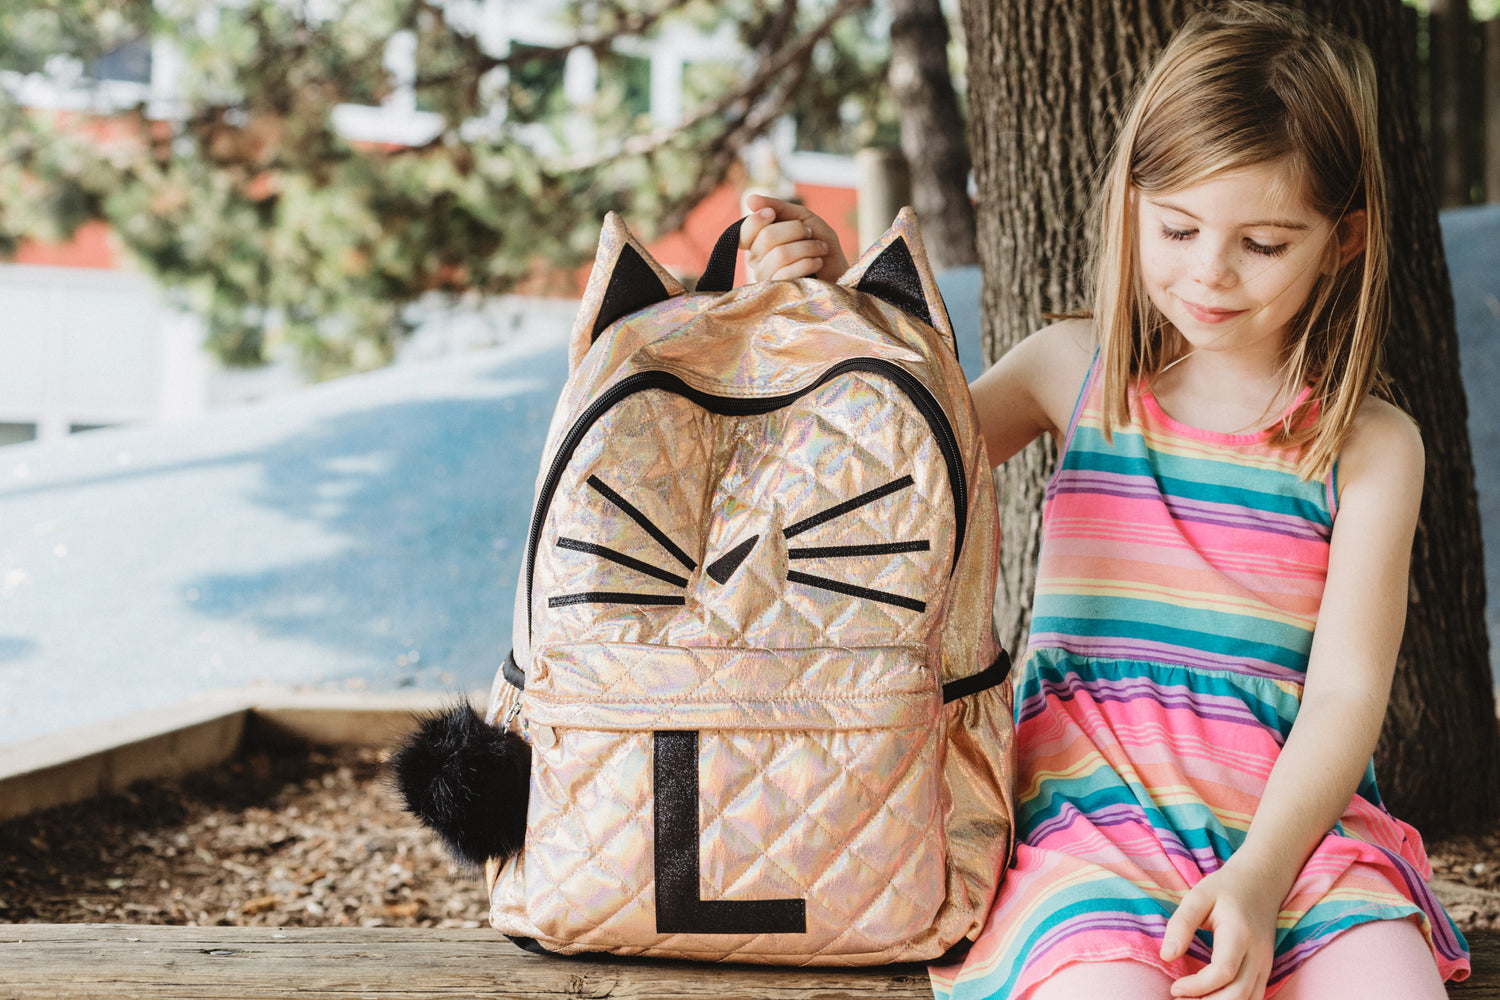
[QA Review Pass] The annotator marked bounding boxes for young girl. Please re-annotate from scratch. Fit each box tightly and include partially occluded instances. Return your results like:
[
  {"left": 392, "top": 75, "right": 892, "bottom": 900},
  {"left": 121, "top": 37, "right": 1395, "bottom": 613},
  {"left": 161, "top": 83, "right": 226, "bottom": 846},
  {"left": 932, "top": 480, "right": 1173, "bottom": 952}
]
[{"left": 739, "top": 4, "right": 1470, "bottom": 999}]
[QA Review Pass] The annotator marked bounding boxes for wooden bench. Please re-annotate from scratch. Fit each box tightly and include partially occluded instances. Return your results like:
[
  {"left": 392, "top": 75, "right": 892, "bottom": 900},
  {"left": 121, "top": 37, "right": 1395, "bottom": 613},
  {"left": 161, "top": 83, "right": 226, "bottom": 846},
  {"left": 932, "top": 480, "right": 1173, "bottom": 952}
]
[
  {"left": 0, "top": 925, "right": 929, "bottom": 998},
  {"left": 1, "top": 924, "right": 1495, "bottom": 999}
]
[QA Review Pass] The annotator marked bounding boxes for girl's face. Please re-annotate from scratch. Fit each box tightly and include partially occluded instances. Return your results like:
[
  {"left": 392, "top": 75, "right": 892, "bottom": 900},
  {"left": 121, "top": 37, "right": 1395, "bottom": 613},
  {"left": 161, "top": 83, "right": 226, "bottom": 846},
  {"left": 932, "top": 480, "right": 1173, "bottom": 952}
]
[{"left": 1134, "top": 159, "right": 1356, "bottom": 367}]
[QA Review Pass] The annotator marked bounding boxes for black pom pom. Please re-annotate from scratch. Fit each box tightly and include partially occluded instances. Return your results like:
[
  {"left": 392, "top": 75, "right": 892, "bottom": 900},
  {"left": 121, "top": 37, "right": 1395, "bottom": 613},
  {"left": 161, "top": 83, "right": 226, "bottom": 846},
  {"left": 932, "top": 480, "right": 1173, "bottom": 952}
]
[{"left": 390, "top": 701, "right": 530, "bottom": 868}]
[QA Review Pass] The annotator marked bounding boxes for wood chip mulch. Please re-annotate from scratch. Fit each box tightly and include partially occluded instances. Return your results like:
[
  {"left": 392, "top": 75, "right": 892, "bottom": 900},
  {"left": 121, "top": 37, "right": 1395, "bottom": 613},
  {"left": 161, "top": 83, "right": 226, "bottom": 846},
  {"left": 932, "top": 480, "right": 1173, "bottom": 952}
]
[
  {"left": 4, "top": 741, "right": 1500, "bottom": 933},
  {"left": 1428, "top": 832, "right": 1500, "bottom": 931},
  {"left": 0, "top": 743, "right": 483, "bottom": 928}
]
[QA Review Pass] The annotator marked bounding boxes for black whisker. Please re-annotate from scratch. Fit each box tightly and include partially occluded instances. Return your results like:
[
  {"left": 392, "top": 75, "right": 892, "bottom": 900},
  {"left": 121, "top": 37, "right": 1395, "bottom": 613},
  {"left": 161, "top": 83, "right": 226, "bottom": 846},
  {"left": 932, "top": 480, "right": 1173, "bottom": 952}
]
[
  {"left": 783, "top": 475, "right": 916, "bottom": 539},
  {"left": 549, "top": 592, "right": 686, "bottom": 608},
  {"left": 786, "top": 570, "right": 926, "bottom": 612},
  {"left": 788, "top": 540, "right": 930, "bottom": 559},
  {"left": 587, "top": 475, "right": 697, "bottom": 571},
  {"left": 556, "top": 537, "right": 689, "bottom": 586}
]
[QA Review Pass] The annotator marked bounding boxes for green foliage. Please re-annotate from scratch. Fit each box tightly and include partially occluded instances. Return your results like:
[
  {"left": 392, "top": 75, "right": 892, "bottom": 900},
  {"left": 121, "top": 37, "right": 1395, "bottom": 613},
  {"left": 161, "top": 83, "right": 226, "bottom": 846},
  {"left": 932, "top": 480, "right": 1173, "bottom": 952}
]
[
  {"left": 793, "top": 5, "right": 900, "bottom": 154},
  {"left": 0, "top": 0, "right": 151, "bottom": 75},
  {"left": 1404, "top": 0, "right": 1500, "bottom": 17},
  {"left": 0, "top": 0, "right": 879, "bottom": 377}
]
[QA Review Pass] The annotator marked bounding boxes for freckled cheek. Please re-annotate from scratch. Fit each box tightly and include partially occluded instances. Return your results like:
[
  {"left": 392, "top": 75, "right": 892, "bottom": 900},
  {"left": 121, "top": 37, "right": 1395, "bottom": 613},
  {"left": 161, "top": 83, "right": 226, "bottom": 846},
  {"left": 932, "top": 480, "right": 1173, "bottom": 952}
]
[
  {"left": 1135, "top": 248, "right": 1179, "bottom": 303},
  {"left": 1134, "top": 243, "right": 1160, "bottom": 278},
  {"left": 1250, "top": 257, "right": 1318, "bottom": 310}
]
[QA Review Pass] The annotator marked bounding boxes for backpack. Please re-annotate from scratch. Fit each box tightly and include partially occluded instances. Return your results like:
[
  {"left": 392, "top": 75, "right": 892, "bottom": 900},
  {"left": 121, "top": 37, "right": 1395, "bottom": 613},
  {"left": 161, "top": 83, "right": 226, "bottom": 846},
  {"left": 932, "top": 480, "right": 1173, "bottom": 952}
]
[{"left": 395, "top": 208, "right": 1015, "bottom": 965}]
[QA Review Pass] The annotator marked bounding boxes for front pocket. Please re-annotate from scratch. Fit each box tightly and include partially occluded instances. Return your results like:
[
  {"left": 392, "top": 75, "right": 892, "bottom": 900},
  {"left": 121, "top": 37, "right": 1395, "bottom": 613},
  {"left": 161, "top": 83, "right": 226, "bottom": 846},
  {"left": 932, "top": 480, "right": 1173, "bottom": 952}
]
[
  {"left": 519, "top": 643, "right": 949, "bottom": 958},
  {"left": 524, "top": 642, "right": 938, "bottom": 732}
]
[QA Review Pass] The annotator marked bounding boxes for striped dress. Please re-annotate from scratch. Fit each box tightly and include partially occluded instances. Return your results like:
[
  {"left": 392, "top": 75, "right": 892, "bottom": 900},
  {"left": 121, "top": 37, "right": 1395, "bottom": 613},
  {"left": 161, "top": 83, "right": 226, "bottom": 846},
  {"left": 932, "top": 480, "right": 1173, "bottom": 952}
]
[{"left": 932, "top": 362, "right": 1470, "bottom": 999}]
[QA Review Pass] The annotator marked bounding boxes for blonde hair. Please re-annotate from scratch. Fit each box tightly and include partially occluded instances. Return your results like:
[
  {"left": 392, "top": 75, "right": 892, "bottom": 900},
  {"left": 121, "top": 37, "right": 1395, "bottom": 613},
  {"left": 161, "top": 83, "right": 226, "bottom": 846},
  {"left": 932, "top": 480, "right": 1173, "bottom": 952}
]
[{"left": 1092, "top": 2, "right": 1389, "bottom": 478}]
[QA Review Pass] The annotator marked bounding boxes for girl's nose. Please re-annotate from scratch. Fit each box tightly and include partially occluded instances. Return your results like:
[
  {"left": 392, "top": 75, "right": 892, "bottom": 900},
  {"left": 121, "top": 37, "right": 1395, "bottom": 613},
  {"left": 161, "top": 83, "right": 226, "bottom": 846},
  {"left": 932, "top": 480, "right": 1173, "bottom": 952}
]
[{"left": 1190, "top": 241, "right": 1238, "bottom": 289}]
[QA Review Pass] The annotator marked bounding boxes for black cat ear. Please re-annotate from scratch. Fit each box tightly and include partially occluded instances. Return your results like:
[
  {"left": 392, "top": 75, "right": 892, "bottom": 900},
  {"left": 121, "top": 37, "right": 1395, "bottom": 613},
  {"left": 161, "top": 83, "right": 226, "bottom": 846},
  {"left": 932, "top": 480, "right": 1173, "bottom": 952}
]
[
  {"left": 838, "top": 207, "right": 958, "bottom": 359},
  {"left": 569, "top": 213, "right": 685, "bottom": 372}
]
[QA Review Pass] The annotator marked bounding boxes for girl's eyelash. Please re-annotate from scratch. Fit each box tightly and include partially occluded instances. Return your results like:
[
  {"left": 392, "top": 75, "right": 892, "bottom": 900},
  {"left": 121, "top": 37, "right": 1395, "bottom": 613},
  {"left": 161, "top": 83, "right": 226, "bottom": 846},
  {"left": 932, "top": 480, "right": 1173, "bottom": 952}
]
[
  {"left": 1245, "top": 239, "right": 1289, "bottom": 258},
  {"left": 1158, "top": 224, "right": 1289, "bottom": 258}
]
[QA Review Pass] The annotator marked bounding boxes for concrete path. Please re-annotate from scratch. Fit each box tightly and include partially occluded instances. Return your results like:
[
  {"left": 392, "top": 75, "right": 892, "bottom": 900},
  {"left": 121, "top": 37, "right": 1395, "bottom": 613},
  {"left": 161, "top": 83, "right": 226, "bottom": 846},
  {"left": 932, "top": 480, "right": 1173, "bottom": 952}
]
[{"left": 0, "top": 312, "right": 574, "bottom": 745}]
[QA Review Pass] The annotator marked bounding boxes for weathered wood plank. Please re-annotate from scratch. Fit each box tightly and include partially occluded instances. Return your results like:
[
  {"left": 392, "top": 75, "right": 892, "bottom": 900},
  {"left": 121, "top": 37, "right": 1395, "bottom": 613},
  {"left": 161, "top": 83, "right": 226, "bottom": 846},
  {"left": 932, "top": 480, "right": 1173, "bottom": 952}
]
[
  {"left": 0, "top": 697, "right": 251, "bottom": 824},
  {"left": 1455, "top": 929, "right": 1500, "bottom": 998},
  {"left": 0, "top": 690, "right": 486, "bottom": 824},
  {"left": 249, "top": 691, "right": 486, "bottom": 749},
  {"left": 0, "top": 925, "right": 933, "bottom": 999},
  {"left": 2, "top": 925, "right": 1496, "bottom": 998}
]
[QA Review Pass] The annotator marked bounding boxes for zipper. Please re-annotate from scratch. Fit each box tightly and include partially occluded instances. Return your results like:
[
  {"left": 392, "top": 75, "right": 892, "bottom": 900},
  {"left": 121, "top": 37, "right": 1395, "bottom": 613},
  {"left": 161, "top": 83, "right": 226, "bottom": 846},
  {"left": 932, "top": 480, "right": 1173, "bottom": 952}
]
[{"left": 524, "top": 360, "right": 968, "bottom": 640}]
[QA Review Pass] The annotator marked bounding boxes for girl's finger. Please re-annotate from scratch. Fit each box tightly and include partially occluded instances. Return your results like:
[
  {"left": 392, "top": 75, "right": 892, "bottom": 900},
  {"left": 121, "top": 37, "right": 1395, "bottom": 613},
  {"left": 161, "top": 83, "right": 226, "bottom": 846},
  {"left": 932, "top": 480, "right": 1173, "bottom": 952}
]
[
  {"left": 1172, "top": 919, "right": 1254, "bottom": 999},
  {"left": 751, "top": 219, "right": 816, "bottom": 258},
  {"left": 770, "top": 256, "right": 824, "bottom": 281},
  {"left": 741, "top": 217, "right": 791, "bottom": 281},
  {"left": 738, "top": 206, "right": 778, "bottom": 253},
  {"left": 1171, "top": 951, "right": 1243, "bottom": 998},
  {"left": 1196, "top": 958, "right": 1268, "bottom": 1000},
  {"left": 754, "top": 233, "right": 827, "bottom": 282},
  {"left": 1161, "top": 889, "right": 1212, "bottom": 961},
  {"left": 760, "top": 238, "right": 826, "bottom": 271},
  {"left": 745, "top": 192, "right": 809, "bottom": 223}
]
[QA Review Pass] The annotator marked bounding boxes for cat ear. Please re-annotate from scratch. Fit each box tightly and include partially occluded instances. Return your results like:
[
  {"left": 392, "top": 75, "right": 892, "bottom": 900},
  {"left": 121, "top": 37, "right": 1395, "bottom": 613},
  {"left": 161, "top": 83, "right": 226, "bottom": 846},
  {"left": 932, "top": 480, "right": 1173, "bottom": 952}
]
[
  {"left": 569, "top": 213, "right": 685, "bottom": 372},
  {"left": 837, "top": 206, "right": 959, "bottom": 360}
]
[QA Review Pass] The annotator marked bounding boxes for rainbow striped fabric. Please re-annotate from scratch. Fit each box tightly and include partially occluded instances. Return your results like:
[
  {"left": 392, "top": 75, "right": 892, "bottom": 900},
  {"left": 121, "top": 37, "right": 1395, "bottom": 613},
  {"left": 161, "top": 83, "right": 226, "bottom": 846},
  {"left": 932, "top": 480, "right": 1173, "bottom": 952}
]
[{"left": 931, "top": 362, "right": 1469, "bottom": 999}]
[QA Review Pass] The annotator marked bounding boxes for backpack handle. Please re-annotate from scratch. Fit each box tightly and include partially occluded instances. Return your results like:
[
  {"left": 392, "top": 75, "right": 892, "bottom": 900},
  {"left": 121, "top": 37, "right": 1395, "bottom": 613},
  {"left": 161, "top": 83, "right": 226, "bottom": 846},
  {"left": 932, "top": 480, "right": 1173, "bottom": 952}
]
[{"left": 696, "top": 216, "right": 748, "bottom": 293}]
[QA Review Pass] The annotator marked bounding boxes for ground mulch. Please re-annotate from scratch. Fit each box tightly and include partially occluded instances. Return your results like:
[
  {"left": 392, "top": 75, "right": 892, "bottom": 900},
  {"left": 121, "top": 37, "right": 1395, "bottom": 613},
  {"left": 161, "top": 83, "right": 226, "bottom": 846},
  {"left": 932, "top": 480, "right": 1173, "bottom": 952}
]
[
  {"left": 0, "top": 742, "right": 481, "bottom": 928},
  {"left": 3, "top": 740, "right": 1500, "bottom": 933},
  {"left": 1430, "top": 832, "right": 1500, "bottom": 931}
]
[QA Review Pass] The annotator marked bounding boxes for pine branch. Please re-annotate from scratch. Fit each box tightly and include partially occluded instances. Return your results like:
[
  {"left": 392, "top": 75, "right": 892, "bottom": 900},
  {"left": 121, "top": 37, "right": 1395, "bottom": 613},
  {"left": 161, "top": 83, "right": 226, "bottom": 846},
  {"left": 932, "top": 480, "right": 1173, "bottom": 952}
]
[
  {"left": 567, "top": 0, "right": 872, "bottom": 169},
  {"left": 409, "top": 0, "right": 705, "bottom": 89}
]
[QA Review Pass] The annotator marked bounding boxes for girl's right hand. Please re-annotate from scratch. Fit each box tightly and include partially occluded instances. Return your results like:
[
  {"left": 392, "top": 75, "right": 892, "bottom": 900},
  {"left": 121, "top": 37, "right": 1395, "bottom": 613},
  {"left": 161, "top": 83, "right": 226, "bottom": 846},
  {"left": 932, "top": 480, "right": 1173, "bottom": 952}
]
[
  {"left": 738, "top": 193, "right": 849, "bottom": 282},
  {"left": 1160, "top": 860, "right": 1281, "bottom": 1000}
]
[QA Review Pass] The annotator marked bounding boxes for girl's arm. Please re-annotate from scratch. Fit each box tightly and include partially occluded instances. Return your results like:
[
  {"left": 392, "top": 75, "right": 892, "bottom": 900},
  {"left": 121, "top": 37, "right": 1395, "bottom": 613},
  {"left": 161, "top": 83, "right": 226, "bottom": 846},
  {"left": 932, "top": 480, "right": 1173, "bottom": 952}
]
[
  {"left": 965, "top": 318, "right": 1095, "bottom": 466},
  {"left": 1161, "top": 397, "right": 1426, "bottom": 1000}
]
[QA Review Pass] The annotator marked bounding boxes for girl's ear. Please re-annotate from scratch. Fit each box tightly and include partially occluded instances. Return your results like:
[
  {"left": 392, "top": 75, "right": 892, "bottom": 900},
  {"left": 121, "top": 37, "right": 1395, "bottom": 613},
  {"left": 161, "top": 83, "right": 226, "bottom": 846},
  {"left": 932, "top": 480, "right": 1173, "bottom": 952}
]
[{"left": 1334, "top": 209, "right": 1367, "bottom": 270}]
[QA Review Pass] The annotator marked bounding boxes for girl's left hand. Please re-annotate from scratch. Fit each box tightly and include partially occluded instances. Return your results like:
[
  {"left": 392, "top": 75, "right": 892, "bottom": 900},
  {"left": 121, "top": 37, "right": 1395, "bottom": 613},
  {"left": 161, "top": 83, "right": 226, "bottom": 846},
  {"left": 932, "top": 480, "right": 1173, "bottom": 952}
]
[
  {"left": 1160, "top": 860, "right": 1283, "bottom": 1000},
  {"left": 738, "top": 194, "right": 848, "bottom": 281}
]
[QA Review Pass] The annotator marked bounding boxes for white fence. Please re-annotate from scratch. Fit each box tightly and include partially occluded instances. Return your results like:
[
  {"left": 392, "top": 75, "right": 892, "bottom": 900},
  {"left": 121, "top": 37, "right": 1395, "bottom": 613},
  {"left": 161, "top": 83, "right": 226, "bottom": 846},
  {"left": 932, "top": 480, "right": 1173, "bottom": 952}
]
[{"left": 0, "top": 264, "right": 206, "bottom": 446}]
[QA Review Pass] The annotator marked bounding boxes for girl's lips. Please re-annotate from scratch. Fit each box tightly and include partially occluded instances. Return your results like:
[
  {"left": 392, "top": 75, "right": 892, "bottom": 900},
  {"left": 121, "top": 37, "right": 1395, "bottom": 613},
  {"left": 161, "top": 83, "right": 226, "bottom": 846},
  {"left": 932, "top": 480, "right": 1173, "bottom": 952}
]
[{"left": 1180, "top": 299, "right": 1245, "bottom": 323}]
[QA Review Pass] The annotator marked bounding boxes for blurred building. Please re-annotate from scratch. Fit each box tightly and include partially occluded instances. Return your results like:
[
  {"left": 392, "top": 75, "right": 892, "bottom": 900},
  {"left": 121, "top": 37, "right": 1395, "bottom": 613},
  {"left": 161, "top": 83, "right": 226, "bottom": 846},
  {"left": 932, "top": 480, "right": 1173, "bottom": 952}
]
[
  {"left": 0, "top": 1, "right": 864, "bottom": 447},
  {"left": 0, "top": 32, "right": 196, "bottom": 446}
]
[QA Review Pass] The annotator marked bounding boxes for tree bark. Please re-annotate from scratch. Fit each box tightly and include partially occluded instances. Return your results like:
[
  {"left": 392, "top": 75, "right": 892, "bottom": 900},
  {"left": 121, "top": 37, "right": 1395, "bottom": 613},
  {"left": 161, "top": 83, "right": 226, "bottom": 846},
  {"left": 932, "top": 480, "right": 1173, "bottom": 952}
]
[
  {"left": 1429, "top": 0, "right": 1477, "bottom": 207},
  {"left": 961, "top": 0, "right": 1499, "bottom": 835},
  {"left": 1314, "top": 0, "right": 1500, "bottom": 837},
  {"left": 959, "top": 0, "right": 1187, "bottom": 657},
  {"left": 888, "top": 0, "right": 978, "bottom": 270},
  {"left": 1486, "top": 17, "right": 1500, "bottom": 203}
]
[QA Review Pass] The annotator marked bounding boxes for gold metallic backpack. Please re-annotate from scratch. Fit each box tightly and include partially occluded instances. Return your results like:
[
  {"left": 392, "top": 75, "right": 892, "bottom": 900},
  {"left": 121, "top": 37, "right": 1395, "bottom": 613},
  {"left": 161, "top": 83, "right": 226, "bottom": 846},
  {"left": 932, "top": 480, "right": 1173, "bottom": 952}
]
[{"left": 395, "top": 209, "right": 1015, "bottom": 964}]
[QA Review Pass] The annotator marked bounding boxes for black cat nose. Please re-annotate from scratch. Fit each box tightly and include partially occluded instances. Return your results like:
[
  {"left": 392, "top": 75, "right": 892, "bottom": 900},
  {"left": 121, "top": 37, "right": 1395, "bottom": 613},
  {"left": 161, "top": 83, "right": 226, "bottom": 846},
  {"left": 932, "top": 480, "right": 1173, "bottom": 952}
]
[{"left": 705, "top": 534, "right": 759, "bottom": 585}]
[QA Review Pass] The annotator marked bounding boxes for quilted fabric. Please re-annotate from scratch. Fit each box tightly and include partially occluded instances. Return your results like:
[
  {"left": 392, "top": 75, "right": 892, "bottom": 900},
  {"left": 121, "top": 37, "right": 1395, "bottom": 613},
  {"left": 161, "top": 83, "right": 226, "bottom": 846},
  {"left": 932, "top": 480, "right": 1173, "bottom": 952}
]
[
  {"left": 534, "top": 374, "right": 955, "bottom": 650},
  {"left": 483, "top": 208, "right": 1014, "bottom": 964}
]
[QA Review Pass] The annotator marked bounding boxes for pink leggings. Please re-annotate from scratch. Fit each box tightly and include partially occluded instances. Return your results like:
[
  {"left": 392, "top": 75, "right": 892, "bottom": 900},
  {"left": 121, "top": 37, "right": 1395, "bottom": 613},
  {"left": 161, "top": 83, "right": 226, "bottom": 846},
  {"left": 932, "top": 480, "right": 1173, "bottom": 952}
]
[{"left": 1024, "top": 918, "right": 1447, "bottom": 1000}]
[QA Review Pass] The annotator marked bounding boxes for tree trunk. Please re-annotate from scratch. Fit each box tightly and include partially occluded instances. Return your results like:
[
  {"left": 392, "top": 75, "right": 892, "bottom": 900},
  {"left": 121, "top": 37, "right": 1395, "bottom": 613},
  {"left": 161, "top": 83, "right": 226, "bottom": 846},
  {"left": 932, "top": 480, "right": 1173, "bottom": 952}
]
[
  {"left": 1315, "top": 0, "right": 1500, "bottom": 837},
  {"left": 1429, "top": 0, "right": 1477, "bottom": 207},
  {"left": 889, "top": 0, "right": 978, "bottom": 270},
  {"left": 1486, "top": 18, "right": 1500, "bottom": 203},
  {"left": 959, "top": 0, "right": 1188, "bottom": 657},
  {"left": 960, "top": 0, "right": 1499, "bottom": 836}
]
